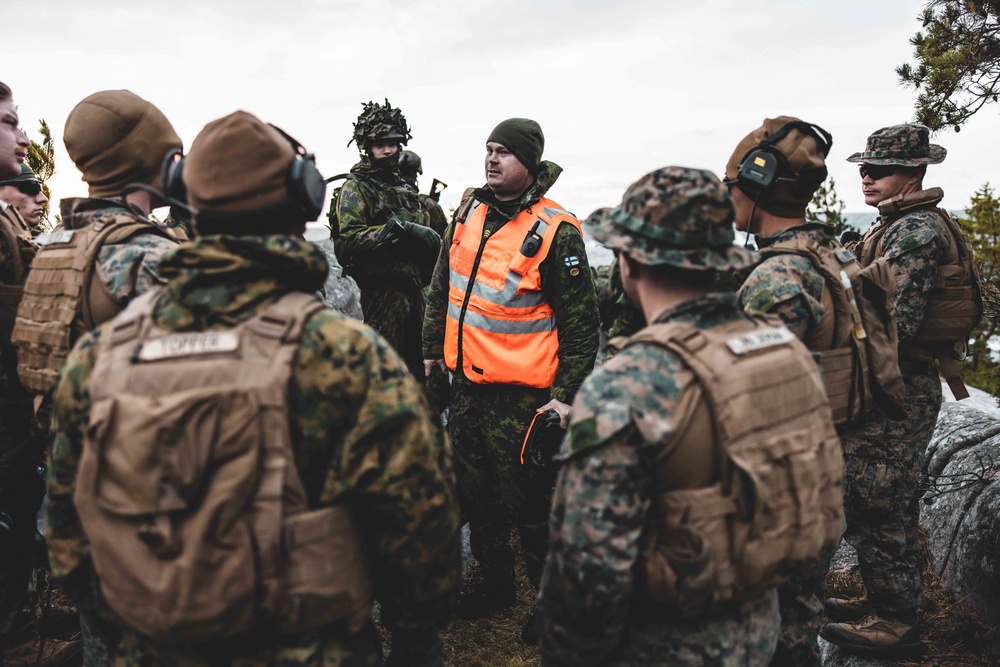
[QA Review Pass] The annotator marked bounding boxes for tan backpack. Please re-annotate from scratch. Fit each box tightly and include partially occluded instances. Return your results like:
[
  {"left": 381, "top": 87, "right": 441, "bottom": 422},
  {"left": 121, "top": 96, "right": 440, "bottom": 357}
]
[
  {"left": 12, "top": 215, "right": 172, "bottom": 394},
  {"left": 73, "top": 290, "right": 372, "bottom": 642},
  {"left": 625, "top": 317, "right": 844, "bottom": 618},
  {"left": 864, "top": 188, "right": 984, "bottom": 398},
  {"left": 756, "top": 237, "right": 906, "bottom": 425}
]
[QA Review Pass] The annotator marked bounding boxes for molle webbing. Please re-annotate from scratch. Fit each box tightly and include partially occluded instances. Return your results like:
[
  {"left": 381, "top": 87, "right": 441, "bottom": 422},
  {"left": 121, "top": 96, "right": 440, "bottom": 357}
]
[
  {"left": 74, "top": 291, "right": 372, "bottom": 641},
  {"left": 757, "top": 237, "right": 905, "bottom": 425},
  {"left": 865, "top": 190, "right": 983, "bottom": 398},
  {"left": 11, "top": 217, "right": 167, "bottom": 393},
  {"left": 625, "top": 318, "right": 843, "bottom": 617}
]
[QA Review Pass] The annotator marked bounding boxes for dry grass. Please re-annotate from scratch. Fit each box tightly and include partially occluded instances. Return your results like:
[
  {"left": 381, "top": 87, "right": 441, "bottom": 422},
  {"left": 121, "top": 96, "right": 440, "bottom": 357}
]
[
  {"left": 443, "top": 534, "right": 999, "bottom": 667},
  {"left": 825, "top": 532, "right": 998, "bottom": 667},
  {"left": 442, "top": 560, "right": 542, "bottom": 667}
]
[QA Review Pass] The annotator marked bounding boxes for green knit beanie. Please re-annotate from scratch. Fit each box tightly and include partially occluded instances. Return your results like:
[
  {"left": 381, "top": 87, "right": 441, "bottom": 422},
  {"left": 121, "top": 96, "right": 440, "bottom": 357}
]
[{"left": 487, "top": 118, "right": 544, "bottom": 174}]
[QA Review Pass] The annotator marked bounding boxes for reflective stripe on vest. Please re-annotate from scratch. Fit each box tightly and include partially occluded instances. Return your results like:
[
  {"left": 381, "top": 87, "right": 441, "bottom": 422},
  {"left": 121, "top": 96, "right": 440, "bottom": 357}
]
[{"left": 444, "top": 196, "right": 582, "bottom": 387}]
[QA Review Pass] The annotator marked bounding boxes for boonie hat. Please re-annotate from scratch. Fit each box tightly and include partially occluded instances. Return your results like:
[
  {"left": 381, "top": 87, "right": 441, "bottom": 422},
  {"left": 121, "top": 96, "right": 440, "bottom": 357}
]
[
  {"left": 846, "top": 124, "right": 946, "bottom": 166},
  {"left": 585, "top": 166, "right": 755, "bottom": 272}
]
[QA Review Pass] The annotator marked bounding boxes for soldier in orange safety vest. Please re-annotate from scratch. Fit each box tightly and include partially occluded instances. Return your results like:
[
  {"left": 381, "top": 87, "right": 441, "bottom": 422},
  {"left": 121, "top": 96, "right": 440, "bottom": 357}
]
[{"left": 422, "top": 118, "right": 599, "bottom": 643}]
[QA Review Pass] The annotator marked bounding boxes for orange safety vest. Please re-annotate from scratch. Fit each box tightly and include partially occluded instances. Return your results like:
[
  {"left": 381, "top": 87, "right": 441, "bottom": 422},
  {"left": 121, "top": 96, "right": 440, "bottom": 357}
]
[{"left": 444, "top": 196, "right": 581, "bottom": 388}]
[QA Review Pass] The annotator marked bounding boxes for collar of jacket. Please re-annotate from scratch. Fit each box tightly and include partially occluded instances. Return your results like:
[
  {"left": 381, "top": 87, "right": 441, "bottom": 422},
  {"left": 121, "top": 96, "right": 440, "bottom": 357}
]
[
  {"left": 59, "top": 197, "right": 148, "bottom": 230},
  {"left": 472, "top": 160, "right": 564, "bottom": 221},
  {"left": 350, "top": 156, "right": 404, "bottom": 187},
  {"left": 755, "top": 222, "right": 833, "bottom": 249},
  {"left": 649, "top": 292, "right": 740, "bottom": 329},
  {"left": 153, "top": 234, "right": 328, "bottom": 330}
]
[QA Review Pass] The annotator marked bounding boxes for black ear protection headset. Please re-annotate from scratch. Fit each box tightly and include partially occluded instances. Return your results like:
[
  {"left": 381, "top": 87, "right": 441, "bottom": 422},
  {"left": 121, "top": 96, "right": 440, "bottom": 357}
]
[
  {"left": 733, "top": 120, "right": 832, "bottom": 245},
  {"left": 160, "top": 123, "right": 327, "bottom": 223},
  {"left": 734, "top": 120, "right": 833, "bottom": 200},
  {"left": 266, "top": 123, "right": 327, "bottom": 222}
]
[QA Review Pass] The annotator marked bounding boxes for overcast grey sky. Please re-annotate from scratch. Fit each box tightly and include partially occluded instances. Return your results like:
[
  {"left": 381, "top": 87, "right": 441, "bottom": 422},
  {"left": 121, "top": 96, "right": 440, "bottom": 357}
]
[{"left": 6, "top": 0, "right": 1000, "bottom": 224}]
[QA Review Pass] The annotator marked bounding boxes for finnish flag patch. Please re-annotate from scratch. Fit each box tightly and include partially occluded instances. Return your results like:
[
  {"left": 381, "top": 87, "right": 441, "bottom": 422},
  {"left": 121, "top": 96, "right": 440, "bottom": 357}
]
[{"left": 563, "top": 256, "right": 580, "bottom": 267}]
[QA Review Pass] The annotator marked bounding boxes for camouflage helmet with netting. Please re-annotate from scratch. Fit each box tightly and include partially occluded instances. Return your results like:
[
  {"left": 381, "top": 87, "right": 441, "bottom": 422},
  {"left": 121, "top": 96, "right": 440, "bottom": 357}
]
[{"left": 350, "top": 98, "right": 412, "bottom": 149}]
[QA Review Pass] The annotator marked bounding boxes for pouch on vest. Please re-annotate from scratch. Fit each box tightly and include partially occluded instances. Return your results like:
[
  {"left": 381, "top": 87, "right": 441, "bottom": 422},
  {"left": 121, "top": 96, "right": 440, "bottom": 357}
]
[
  {"left": 12, "top": 216, "right": 171, "bottom": 394},
  {"left": 73, "top": 290, "right": 373, "bottom": 642},
  {"left": 756, "top": 239, "right": 906, "bottom": 424},
  {"left": 626, "top": 318, "right": 844, "bottom": 618}
]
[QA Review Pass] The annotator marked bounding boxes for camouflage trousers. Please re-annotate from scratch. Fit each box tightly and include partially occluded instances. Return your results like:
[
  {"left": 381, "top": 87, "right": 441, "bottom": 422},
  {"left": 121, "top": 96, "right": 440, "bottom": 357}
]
[
  {"left": 449, "top": 378, "right": 556, "bottom": 586},
  {"left": 842, "top": 370, "right": 941, "bottom": 622},
  {"left": 602, "top": 590, "right": 779, "bottom": 666},
  {"left": 771, "top": 543, "right": 837, "bottom": 667},
  {"left": 357, "top": 282, "right": 425, "bottom": 380}
]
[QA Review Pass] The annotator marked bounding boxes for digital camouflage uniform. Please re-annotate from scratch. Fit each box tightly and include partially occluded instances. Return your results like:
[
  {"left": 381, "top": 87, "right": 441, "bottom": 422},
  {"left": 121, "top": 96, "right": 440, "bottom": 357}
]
[
  {"left": 841, "top": 203, "right": 948, "bottom": 622},
  {"left": 540, "top": 295, "right": 780, "bottom": 667},
  {"left": 538, "top": 168, "right": 780, "bottom": 667},
  {"left": 422, "top": 161, "right": 599, "bottom": 587},
  {"left": 59, "top": 197, "right": 177, "bottom": 310},
  {"left": 832, "top": 126, "right": 957, "bottom": 634},
  {"left": 46, "top": 235, "right": 462, "bottom": 667},
  {"left": 335, "top": 159, "right": 435, "bottom": 378},
  {"left": 736, "top": 223, "right": 839, "bottom": 667}
]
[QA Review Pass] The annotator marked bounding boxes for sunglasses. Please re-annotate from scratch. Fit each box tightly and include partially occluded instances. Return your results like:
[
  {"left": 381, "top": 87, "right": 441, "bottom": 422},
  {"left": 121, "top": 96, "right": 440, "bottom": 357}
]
[
  {"left": 858, "top": 164, "right": 897, "bottom": 180},
  {"left": 0, "top": 180, "right": 42, "bottom": 196}
]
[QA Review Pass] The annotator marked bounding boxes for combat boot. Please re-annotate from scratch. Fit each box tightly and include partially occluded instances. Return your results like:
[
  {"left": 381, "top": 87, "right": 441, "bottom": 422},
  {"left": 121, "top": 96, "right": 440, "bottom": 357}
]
[
  {"left": 823, "top": 596, "right": 874, "bottom": 622},
  {"left": 820, "top": 612, "right": 921, "bottom": 657},
  {"left": 456, "top": 575, "right": 515, "bottom": 619}
]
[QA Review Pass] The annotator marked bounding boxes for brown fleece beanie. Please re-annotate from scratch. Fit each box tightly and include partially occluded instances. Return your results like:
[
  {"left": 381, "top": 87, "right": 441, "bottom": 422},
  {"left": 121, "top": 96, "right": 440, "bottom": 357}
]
[
  {"left": 488, "top": 118, "right": 544, "bottom": 174},
  {"left": 183, "top": 110, "right": 295, "bottom": 216},
  {"left": 64, "top": 90, "right": 181, "bottom": 198},
  {"left": 725, "top": 116, "right": 829, "bottom": 218}
]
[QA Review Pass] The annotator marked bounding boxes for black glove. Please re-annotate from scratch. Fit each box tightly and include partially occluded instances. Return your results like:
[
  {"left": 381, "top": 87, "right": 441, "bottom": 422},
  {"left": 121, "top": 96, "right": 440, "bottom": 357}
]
[{"left": 400, "top": 220, "right": 442, "bottom": 254}]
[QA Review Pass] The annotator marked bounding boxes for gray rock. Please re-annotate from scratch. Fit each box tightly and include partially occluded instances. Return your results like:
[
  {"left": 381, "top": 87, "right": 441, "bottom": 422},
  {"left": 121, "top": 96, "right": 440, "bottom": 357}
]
[
  {"left": 310, "top": 238, "right": 363, "bottom": 321},
  {"left": 921, "top": 401, "right": 1000, "bottom": 627},
  {"left": 819, "top": 638, "right": 906, "bottom": 667}
]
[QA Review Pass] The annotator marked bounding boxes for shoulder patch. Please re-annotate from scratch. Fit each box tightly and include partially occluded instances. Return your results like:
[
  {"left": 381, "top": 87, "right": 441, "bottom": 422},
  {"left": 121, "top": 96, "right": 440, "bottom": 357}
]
[{"left": 746, "top": 288, "right": 775, "bottom": 312}]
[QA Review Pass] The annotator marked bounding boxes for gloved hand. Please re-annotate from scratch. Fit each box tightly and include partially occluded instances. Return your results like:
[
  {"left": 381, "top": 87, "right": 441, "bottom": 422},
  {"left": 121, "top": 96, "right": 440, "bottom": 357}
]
[{"left": 399, "top": 220, "right": 442, "bottom": 254}]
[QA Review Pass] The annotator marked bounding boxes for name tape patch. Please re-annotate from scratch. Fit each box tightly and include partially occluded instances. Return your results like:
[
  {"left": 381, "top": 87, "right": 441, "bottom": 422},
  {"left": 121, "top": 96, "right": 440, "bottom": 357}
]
[
  {"left": 137, "top": 331, "right": 240, "bottom": 361},
  {"left": 37, "top": 229, "right": 75, "bottom": 246},
  {"left": 725, "top": 326, "right": 796, "bottom": 356}
]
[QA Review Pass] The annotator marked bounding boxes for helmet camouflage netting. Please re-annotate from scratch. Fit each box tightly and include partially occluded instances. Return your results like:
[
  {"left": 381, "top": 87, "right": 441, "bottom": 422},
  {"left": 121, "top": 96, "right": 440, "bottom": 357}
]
[{"left": 350, "top": 98, "right": 412, "bottom": 149}]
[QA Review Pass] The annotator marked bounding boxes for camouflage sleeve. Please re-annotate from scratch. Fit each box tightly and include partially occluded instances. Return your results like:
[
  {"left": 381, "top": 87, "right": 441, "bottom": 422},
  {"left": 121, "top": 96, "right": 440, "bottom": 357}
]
[
  {"left": 606, "top": 255, "right": 644, "bottom": 340},
  {"left": 96, "top": 233, "right": 177, "bottom": 304},
  {"left": 46, "top": 328, "right": 102, "bottom": 606},
  {"left": 539, "top": 347, "right": 684, "bottom": 666},
  {"left": 421, "top": 221, "right": 455, "bottom": 359},
  {"left": 736, "top": 255, "right": 824, "bottom": 342},
  {"left": 879, "top": 211, "right": 950, "bottom": 350},
  {"left": 335, "top": 179, "right": 392, "bottom": 268},
  {"left": 292, "top": 311, "right": 461, "bottom": 643},
  {"left": 541, "top": 222, "right": 600, "bottom": 403}
]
